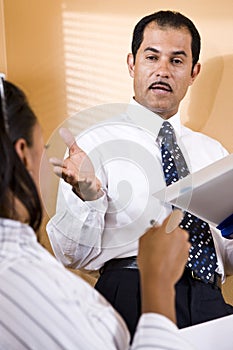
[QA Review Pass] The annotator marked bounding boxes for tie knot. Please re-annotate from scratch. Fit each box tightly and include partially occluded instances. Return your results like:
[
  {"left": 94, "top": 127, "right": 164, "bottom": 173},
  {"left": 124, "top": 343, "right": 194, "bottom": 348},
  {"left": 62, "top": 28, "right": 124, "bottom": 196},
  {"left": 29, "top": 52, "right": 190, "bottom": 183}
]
[
  {"left": 157, "top": 121, "right": 176, "bottom": 146},
  {"left": 159, "top": 121, "right": 174, "bottom": 135}
]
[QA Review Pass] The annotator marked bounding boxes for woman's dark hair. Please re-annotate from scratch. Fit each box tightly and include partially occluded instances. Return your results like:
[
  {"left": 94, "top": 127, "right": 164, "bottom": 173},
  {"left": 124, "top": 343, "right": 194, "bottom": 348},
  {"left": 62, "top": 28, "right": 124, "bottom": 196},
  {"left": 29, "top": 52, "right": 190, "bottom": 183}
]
[
  {"left": 0, "top": 80, "right": 42, "bottom": 231},
  {"left": 131, "top": 10, "right": 201, "bottom": 72}
]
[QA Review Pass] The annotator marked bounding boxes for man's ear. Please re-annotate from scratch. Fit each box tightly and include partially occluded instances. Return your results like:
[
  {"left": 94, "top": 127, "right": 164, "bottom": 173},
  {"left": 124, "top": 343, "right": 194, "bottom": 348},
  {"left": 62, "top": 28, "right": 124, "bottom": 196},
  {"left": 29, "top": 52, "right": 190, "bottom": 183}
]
[
  {"left": 127, "top": 53, "right": 135, "bottom": 78},
  {"left": 14, "top": 138, "right": 32, "bottom": 170},
  {"left": 190, "top": 62, "right": 201, "bottom": 85}
]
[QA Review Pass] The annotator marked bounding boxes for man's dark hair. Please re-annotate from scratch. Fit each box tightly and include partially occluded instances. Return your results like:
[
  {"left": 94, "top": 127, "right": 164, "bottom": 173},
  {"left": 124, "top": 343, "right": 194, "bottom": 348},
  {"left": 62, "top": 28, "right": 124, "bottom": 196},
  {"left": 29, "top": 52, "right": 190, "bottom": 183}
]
[{"left": 131, "top": 10, "right": 201, "bottom": 71}]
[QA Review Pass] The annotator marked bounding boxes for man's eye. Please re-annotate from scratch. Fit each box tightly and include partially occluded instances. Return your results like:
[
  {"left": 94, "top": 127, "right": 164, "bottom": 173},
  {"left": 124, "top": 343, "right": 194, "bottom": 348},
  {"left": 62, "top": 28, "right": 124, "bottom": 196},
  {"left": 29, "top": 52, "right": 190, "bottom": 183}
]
[
  {"left": 172, "top": 58, "right": 183, "bottom": 64},
  {"left": 146, "top": 56, "right": 158, "bottom": 61}
]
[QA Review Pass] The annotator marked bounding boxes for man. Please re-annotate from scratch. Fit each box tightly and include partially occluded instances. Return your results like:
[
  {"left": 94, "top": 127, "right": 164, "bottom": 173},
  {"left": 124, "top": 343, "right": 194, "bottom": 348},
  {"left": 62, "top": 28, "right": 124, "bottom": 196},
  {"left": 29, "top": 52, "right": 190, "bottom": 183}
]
[{"left": 47, "top": 10, "right": 233, "bottom": 338}]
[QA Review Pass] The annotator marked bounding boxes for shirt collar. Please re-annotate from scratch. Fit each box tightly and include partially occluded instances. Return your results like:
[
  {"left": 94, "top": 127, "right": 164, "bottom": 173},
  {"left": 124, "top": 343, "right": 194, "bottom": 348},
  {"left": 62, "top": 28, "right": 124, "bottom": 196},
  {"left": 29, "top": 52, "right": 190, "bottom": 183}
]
[
  {"left": 127, "top": 98, "right": 182, "bottom": 138},
  {"left": 0, "top": 218, "right": 36, "bottom": 246}
]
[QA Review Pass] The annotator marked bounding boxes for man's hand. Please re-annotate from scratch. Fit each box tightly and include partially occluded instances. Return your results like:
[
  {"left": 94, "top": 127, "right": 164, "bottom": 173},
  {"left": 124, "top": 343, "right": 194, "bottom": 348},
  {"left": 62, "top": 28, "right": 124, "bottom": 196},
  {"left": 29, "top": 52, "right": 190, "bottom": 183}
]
[
  {"left": 137, "top": 210, "right": 190, "bottom": 323},
  {"left": 49, "top": 128, "right": 103, "bottom": 201}
]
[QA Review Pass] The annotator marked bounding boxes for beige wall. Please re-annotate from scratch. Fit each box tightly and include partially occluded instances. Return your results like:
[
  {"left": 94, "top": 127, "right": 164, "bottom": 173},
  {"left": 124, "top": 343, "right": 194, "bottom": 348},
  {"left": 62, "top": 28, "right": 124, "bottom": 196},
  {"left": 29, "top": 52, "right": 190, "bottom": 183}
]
[
  {"left": 3, "top": 0, "right": 233, "bottom": 149},
  {"left": 0, "top": 1, "right": 6, "bottom": 73},
  {"left": 2, "top": 0, "right": 233, "bottom": 294}
]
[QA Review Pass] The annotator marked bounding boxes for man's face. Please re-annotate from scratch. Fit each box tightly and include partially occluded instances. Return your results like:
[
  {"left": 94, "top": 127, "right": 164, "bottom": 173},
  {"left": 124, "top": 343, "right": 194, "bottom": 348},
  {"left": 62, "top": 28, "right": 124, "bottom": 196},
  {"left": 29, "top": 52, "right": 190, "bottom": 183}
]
[{"left": 127, "top": 22, "right": 200, "bottom": 119}]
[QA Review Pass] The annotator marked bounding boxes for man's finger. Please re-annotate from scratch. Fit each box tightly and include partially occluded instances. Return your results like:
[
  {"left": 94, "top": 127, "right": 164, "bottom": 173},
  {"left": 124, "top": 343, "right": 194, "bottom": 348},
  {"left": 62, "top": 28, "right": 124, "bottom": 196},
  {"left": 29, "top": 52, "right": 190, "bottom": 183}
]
[
  {"left": 53, "top": 166, "right": 63, "bottom": 178},
  {"left": 49, "top": 157, "right": 64, "bottom": 167},
  {"left": 59, "top": 128, "right": 82, "bottom": 154}
]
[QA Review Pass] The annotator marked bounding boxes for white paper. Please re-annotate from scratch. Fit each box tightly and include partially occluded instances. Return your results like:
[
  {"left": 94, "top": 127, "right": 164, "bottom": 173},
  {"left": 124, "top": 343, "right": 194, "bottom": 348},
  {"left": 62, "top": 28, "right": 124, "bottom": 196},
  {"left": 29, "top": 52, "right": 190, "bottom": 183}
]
[
  {"left": 180, "top": 314, "right": 233, "bottom": 349},
  {"left": 153, "top": 153, "right": 233, "bottom": 226}
]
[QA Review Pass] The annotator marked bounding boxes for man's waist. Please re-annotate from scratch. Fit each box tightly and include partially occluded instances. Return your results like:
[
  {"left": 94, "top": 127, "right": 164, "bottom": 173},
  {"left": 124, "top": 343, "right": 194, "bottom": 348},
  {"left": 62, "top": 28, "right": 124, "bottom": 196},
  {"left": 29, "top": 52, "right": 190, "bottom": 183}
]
[{"left": 100, "top": 256, "right": 221, "bottom": 289}]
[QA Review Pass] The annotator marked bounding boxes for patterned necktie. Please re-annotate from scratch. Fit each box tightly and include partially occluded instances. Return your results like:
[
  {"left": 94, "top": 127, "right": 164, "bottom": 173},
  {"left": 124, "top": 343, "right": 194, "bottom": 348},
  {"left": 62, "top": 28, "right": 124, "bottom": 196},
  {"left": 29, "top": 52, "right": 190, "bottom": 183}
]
[{"left": 158, "top": 121, "right": 217, "bottom": 283}]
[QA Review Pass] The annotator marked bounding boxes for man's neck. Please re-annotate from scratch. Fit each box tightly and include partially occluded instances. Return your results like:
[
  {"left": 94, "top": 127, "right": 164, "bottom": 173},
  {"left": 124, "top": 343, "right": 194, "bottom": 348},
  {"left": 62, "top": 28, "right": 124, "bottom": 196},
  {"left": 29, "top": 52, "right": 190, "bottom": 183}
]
[{"left": 131, "top": 97, "right": 178, "bottom": 120}]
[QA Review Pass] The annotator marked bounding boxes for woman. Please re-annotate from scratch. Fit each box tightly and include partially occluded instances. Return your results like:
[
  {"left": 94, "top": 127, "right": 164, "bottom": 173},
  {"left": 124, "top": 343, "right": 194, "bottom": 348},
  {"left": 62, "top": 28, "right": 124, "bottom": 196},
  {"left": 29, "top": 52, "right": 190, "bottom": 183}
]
[{"left": 0, "top": 78, "right": 191, "bottom": 349}]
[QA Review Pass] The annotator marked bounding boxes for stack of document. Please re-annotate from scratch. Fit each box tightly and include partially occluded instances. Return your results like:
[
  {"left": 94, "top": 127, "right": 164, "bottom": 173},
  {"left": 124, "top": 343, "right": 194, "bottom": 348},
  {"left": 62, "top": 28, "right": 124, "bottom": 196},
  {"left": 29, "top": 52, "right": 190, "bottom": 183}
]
[
  {"left": 180, "top": 314, "right": 233, "bottom": 349},
  {"left": 153, "top": 153, "right": 233, "bottom": 237}
]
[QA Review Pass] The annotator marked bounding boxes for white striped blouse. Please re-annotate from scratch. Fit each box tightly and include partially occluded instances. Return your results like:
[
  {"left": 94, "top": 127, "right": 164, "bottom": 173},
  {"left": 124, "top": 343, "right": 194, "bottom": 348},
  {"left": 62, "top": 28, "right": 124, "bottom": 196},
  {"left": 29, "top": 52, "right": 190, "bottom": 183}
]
[{"left": 0, "top": 218, "right": 194, "bottom": 350}]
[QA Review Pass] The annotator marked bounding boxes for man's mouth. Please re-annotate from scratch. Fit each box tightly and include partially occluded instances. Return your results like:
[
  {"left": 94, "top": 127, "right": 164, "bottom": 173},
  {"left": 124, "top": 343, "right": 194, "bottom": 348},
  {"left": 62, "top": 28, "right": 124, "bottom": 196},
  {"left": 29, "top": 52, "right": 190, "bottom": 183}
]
[{"left": 149, "top": 82, "right": 172, "bottom": 92}]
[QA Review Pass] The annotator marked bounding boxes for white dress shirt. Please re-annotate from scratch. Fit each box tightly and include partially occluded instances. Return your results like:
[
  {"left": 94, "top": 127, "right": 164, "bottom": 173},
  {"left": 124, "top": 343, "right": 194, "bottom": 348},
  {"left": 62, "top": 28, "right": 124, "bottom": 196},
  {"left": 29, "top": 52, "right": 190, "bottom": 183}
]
[
  {"left": 0, "top": 218, "right": 195, "bottom": 350},
  {"left": 47, "top": 101, "right": 233, "bottom": 281}
]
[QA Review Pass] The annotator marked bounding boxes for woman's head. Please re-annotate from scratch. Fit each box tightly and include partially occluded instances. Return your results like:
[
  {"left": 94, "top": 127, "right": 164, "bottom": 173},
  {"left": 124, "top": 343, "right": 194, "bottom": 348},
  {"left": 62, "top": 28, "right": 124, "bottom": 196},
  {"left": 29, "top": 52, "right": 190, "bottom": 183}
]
[{"left": 0, "top": 79, "right": 43, "bottom": 231}]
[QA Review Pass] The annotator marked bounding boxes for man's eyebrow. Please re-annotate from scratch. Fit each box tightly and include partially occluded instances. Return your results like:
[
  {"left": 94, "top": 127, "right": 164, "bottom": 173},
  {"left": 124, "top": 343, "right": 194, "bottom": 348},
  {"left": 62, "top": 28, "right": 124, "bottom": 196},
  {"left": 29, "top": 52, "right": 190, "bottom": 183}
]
[
  {"left": 144, "top": 47, "right": 159, "bottom": 54},
  {"left": 144, "top": 47, "right": 187, "bottom": 57},
  {"left": 172, "top": 50, "right": 187, "bottom": 57}
]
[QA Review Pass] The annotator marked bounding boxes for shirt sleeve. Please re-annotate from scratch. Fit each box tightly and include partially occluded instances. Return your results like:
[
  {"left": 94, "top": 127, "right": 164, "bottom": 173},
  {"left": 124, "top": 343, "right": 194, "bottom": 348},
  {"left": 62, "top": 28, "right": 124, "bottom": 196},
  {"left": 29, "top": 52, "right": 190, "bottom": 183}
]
[
  {"left": 130, "top": 313, "right": 196, "bottom": 350},
  {"left": 212, "top": 226, "right": 233, "bottom": 277},
  {"left": 46, "top": 122, "right": 166, "bottom": 271},
  {"left": 46, "top": 178, "right": 109, "bottom": 269}
]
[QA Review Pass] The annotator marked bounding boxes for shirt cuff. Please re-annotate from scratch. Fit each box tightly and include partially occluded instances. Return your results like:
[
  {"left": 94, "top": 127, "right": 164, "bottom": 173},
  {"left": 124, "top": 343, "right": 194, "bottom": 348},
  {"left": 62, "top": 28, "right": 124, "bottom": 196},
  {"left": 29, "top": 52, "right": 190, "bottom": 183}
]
[{"left": 132, "top": 313, "right": 195, "bottom": 350}]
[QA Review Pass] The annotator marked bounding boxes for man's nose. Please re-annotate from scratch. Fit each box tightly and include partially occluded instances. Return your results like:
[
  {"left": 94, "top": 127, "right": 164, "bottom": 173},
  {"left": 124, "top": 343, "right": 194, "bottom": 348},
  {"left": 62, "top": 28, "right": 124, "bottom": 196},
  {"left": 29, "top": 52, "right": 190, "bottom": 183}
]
[{"left": 155, "top": 59, "right": 170, "bottom": 78}]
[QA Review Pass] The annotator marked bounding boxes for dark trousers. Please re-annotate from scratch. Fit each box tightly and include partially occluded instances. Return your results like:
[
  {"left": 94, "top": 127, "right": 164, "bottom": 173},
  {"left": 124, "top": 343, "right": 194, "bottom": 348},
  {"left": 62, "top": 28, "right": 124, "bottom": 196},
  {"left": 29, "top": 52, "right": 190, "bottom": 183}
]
[{"left": 95, "top": 266, "right": 233, "bottom": 339}]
